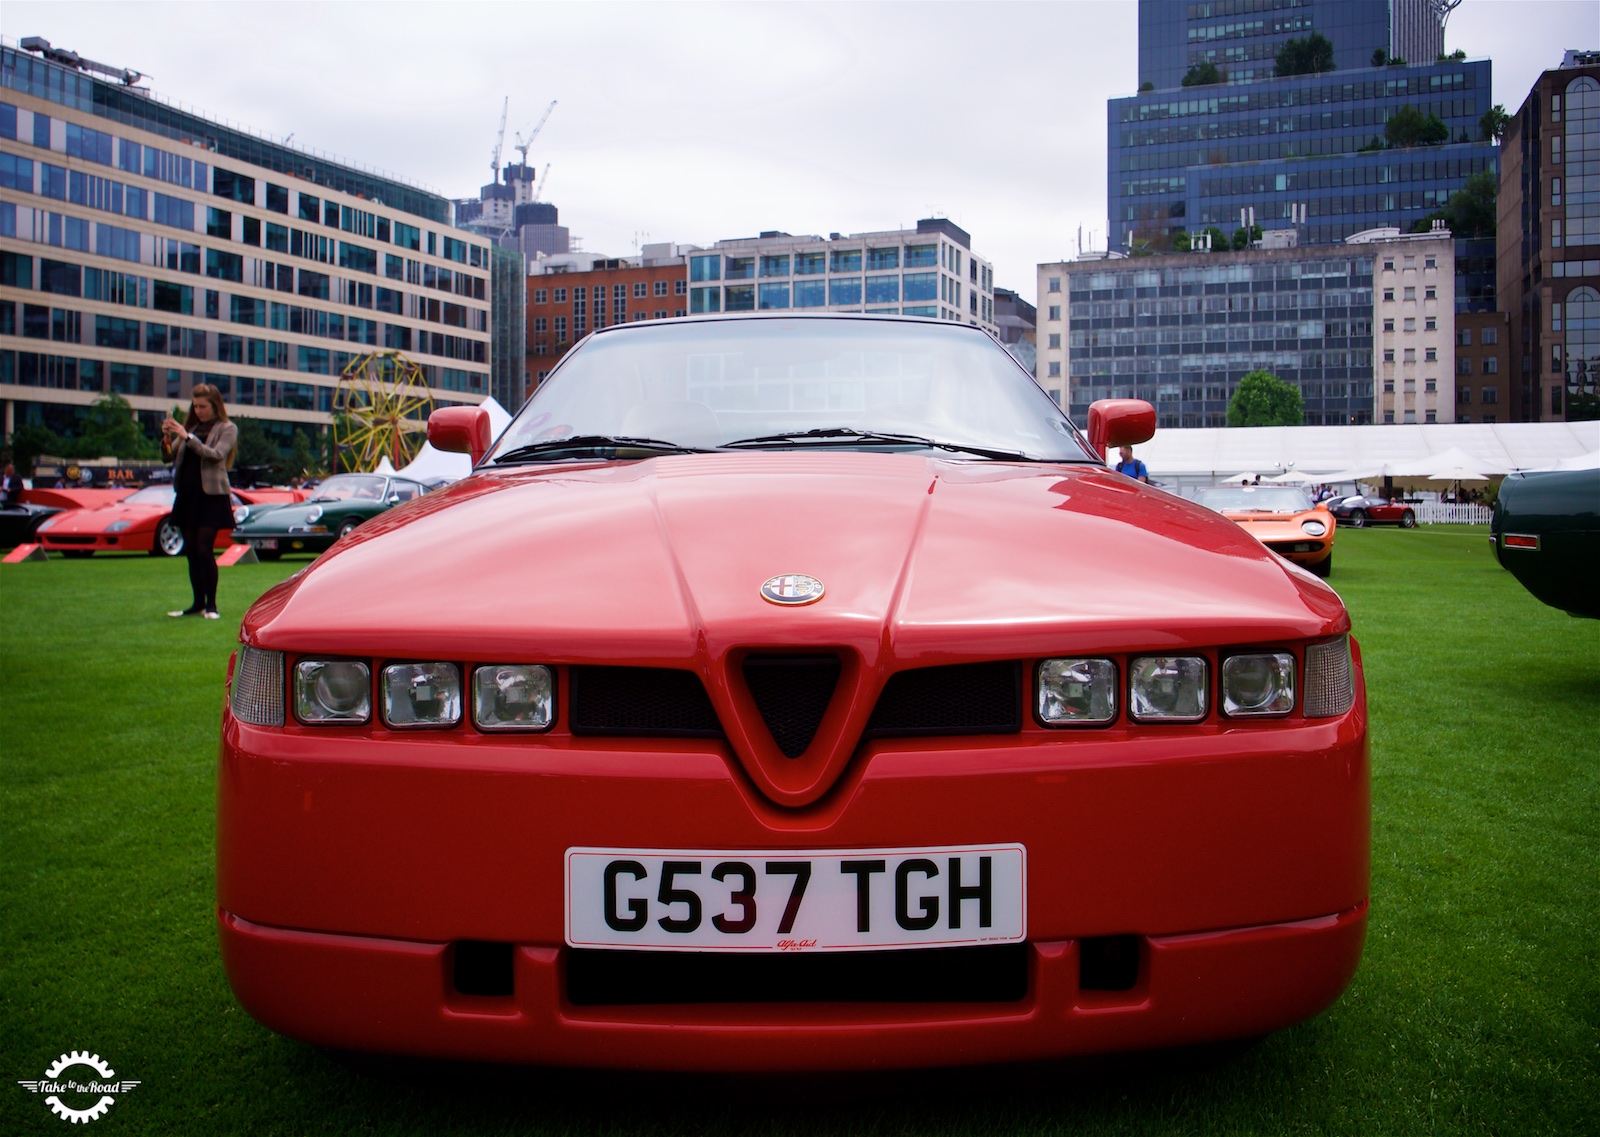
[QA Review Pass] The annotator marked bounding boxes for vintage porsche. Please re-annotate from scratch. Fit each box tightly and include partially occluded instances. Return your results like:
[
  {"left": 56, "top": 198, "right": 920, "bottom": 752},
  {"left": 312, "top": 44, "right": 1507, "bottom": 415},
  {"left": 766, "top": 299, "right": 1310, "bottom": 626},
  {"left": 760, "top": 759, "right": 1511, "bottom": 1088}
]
[
  {"left": 218, "top": 315, "right": 1368, "bottom": 1071},
  {"left": 229, "top": 473, "right": 431, "bottom": 559},
  {"left": 1193, "top": 484, "right": 1337, "bottom": 577}
]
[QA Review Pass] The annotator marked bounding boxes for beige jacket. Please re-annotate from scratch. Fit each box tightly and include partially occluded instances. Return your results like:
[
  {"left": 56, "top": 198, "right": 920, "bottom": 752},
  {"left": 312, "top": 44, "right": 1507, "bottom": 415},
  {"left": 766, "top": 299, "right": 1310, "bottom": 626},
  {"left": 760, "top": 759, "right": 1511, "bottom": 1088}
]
[{"left": 171, "top": 420, "right": 237, "bottom": 496}]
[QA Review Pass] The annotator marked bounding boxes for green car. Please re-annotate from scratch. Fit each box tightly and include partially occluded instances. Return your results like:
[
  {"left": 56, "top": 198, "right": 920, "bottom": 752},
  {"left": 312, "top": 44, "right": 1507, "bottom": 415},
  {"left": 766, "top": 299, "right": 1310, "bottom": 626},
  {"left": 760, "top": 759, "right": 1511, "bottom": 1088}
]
[
  {"left": 233, "top": 473, "right": 430, "bottom": 560},
  {"left": 1491, "top": 468, "right": 1600, "bottom": 619}
]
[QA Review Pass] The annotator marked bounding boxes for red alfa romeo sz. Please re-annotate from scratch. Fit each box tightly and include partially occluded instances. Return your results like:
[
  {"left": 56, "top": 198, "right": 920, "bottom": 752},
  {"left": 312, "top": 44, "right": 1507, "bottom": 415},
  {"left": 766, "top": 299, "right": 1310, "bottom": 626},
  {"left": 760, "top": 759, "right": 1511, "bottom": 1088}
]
[{"left": 217, "top": 315, "right": 1369, "bottom": 1071}]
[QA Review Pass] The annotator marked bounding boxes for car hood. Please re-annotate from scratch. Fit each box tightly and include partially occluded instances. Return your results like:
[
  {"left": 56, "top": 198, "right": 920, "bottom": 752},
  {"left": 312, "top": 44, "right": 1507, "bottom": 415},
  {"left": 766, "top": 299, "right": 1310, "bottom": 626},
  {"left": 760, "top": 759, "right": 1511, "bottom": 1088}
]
[
  {"left": 248, "top": 451, "right": 1346, "bottom": 654},
  {"left": 42, "top": 502, "right": 164, "bottom": 533},
  {"left": 244, "top": 453, "right": 1349, "bottom": 806}
]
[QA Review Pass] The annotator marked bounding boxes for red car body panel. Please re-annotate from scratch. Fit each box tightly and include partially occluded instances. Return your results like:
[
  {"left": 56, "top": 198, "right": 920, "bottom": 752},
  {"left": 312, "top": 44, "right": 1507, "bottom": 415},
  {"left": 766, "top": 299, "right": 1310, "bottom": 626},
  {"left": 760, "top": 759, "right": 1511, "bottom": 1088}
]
[
  {"left": 218, "top": 451, "right": 1368, "bottom": 1069},
  {"left": 20, "top": 487, "right": 134, "bottom": 510},
  {"left": 36, "top": 485, "right": 305, "bottom": 554}
]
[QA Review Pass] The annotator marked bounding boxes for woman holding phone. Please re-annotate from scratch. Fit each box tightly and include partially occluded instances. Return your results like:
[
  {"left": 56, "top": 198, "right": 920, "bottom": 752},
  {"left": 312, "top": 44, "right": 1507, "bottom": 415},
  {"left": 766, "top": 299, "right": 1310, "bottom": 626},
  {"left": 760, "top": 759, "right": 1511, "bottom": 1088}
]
[{"left": 161, "top": 383, "right": 238, "bottom": 619}]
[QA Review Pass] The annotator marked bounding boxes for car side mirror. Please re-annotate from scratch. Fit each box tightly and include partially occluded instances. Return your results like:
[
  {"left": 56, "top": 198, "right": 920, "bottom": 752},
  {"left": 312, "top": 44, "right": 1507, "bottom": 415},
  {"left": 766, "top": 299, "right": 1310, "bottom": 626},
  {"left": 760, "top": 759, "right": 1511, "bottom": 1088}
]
[
  {"left": 427, "top": 406, "right": 492, "bottom": 467},
  {"left": 1086, "top": 399, "right": 1156, "bottom": 461}
]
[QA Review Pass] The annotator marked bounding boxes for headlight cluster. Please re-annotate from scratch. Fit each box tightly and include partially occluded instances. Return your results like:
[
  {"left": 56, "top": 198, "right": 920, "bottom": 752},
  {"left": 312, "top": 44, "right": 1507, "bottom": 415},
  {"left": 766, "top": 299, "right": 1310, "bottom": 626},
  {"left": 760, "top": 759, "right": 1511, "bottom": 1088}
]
[
  {"left": 1301, "top": 518, "right": 1327, "bottom": 537},
  {"left": 1035, "top": 642, "right": 1348, "bottom": 726},
  {"left": 233, "top": 505, "right": 250, "bottom": 525},
  {"left": 227, "top": 648, "right": 556, "bottom": 732},
  {"left": 107, "top": 520, "right": 133, "bottom": 533}
]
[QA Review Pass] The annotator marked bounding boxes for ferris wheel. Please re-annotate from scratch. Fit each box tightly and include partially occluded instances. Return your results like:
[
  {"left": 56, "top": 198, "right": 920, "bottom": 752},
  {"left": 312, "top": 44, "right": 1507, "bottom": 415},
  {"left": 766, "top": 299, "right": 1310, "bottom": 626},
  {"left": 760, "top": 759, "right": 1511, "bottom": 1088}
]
[{"left": 333, "top": 350, "right": 434, "bottom": 472}]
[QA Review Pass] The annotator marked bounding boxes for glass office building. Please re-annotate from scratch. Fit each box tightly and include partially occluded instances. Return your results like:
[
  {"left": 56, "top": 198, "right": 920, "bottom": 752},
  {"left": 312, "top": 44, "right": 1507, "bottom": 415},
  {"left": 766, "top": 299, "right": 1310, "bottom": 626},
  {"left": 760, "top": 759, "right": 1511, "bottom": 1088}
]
[
  {"left": 1111, "top": 1, "right": 1495, "bottom": 252},
  {"left": 684, "top": 219, "right": 997, "bottom": 336},
  {"left": 0, "top": 42, "right": 491, "bottom": 447}
]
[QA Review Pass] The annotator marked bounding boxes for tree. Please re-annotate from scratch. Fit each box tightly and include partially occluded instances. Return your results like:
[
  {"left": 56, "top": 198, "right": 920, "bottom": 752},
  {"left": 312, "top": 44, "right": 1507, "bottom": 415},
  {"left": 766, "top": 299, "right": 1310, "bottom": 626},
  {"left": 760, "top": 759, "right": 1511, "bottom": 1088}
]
[
  {"left": 1276, "top": 33, "right": 1335, "bottom": 77},
  {"left": 1181, "top": 62, "right": 1225, "bottom": 87},
  {"left": 285, "top": 429, "right": 319, "bottom": 480},
  {"left": 1479, "top": 103, "right": 1509, "bottom": 143},
  {"left": 1227, "top": 371, "right": 1304, "bottom": 427},
  {"left": 1230, "top": 222, "right": 1263, "bottom": 250},
  {"left": 1138, "top": 81, "right": 1155, "bottom": 92},
  {"left": 1203, "top": 226, "right": 1229, "bottom": 253},
  {"left": 1385, "top": 104, "right": 1449, "bottom": 148},
  {"left": 71, "top": 393, "right": 160, "bottom": 460},
  {"left": 1372, "top": 48, "right": 1387, "bottom": 67},
  {"left": 5, "top": 422, "right": 63, "bottom": 477},
  {"left": 233, "top": 417, "right": 282, "bottom": 479},
  {"left": 1411, "top": 169, "right": 1497, "bottom": 239},
  {"left": 1440, "top": 48, "right": 1467, "bottom": 62},
  {"left": 1170, "top": 230, "right": 1193, "bottom": 253}
]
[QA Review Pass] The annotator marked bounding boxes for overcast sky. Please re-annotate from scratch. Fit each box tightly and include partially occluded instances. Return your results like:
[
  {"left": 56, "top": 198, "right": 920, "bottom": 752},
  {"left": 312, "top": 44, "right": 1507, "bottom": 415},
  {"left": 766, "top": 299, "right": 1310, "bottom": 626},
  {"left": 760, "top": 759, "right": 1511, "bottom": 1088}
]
[{"left": 7, "top": 1, "right": 1596, "bottom": 303}]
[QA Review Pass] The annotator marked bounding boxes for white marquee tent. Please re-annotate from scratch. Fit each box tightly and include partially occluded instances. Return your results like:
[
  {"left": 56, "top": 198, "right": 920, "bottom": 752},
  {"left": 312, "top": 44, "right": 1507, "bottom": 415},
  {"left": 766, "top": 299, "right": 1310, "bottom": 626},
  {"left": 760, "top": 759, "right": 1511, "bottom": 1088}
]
[{"left": 1132, "top": 422, "right": 1599, "bottom": 490}]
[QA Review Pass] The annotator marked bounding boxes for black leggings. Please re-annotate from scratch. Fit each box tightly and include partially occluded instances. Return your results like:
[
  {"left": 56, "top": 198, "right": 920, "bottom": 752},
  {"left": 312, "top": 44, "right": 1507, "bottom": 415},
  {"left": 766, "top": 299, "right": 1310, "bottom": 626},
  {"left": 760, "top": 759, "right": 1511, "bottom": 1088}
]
[{"left": 183, "top": 526, "right": 219, "bottom": 612}]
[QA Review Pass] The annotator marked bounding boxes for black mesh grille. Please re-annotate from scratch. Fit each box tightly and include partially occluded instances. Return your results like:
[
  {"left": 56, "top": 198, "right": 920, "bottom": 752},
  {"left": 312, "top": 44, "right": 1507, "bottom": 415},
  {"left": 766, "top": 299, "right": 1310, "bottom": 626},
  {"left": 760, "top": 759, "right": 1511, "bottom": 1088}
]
[
  {"left": 568, "top": 666, "right": 723, "bottom": 737},
  {"left": 742, "top": 655, "right": 841, "bottom": 758},
  {"left": 865, "top": 661, "right": 1022, "bottom": 737},
  {"left": 566, "top": 944, "right": 1027, "bottom": 1005}
]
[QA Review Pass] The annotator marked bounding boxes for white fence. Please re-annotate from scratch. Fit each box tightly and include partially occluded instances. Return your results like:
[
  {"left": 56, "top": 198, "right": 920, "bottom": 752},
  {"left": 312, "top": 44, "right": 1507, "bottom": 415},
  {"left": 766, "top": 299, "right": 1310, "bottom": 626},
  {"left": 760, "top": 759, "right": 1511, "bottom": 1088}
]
[{"left": 1415, "top": 503, "right": 1493, "bottom": 525}]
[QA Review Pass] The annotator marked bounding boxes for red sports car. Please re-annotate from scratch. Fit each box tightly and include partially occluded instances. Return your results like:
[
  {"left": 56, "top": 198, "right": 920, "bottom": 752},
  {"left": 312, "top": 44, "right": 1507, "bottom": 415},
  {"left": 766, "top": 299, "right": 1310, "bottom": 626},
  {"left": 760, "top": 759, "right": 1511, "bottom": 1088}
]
[
  {"left": 1326, "top": 494, "right": 1417, "bottom": 528},
  {"left": 36, "top": 484, "right": 305, "bottom": 556},
  {"left": 218, "top": 315, "right": 1368, "bottom": 1071}
]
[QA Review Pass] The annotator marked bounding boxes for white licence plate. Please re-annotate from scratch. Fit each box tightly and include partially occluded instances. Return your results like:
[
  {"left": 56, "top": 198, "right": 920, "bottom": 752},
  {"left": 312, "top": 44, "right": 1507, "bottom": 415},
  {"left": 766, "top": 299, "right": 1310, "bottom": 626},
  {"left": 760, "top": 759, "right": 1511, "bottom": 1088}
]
[
  {"left": 566, "top": 844, "right": 1026, "bottom": 952},
  {"left": 250, "top": 538, "right": 278, "bottom": 550}
]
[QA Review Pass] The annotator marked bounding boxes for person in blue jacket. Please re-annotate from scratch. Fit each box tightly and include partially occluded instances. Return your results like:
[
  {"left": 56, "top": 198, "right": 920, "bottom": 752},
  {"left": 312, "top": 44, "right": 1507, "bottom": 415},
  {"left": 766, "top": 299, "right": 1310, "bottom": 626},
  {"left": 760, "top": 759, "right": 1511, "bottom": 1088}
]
[{"left": 1114, "top": 445, "right": 1149, "bottom": 483}]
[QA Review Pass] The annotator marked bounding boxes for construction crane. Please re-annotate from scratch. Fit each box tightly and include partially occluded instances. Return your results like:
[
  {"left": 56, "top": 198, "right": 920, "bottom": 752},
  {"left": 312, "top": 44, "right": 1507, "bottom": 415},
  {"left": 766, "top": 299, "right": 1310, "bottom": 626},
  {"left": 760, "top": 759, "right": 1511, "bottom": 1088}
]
[
  {"left": 532, "top": 164, "right": 552, "bottom": 203},
  {"left": 20, "top": 36, "right": 147, "bottom": 86},
  {"left": 490, "top": 95, "right": 508, "bottom": 180},
  {"left": 513, "top": 101, "right": 558, "bottom": 168}
]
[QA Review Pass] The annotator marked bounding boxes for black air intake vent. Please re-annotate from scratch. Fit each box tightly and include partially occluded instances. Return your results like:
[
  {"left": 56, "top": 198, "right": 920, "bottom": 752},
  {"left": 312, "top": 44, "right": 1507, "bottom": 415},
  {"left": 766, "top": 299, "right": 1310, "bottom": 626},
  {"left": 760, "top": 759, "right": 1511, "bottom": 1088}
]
[
  {"left": 569, "top": 666, "right": 723, "bottom": 737},
  {"left": 865, "top": 661, "right": 1022, "bottom": 737},
  {"left": 741, "top": 654, "right": 841, "bottom": 758}
]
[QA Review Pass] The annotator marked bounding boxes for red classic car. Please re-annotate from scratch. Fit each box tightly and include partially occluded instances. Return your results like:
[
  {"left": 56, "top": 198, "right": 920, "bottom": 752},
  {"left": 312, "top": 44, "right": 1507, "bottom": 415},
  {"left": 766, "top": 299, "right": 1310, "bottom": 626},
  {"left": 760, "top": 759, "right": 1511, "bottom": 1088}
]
[
  {"left": 1194, "top": 485, "right": 1337, "bottom": 577},
  {"left": 1326, "top": 494, "right": 1416, "bottom": 528},
  {"left": 36, "top": 484, "right": 306, "bottom": 556},
  {"left": 218, "top": 315, "right": 1368, "bottom": 1071}
]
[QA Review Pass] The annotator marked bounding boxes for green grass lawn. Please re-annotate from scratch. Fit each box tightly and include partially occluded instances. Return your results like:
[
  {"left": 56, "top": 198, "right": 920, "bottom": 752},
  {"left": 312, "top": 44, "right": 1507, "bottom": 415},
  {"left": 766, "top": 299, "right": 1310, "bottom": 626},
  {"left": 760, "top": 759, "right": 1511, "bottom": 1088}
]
[{"left": 1, "top": 530, "right": 1596, "bottom": 1135}]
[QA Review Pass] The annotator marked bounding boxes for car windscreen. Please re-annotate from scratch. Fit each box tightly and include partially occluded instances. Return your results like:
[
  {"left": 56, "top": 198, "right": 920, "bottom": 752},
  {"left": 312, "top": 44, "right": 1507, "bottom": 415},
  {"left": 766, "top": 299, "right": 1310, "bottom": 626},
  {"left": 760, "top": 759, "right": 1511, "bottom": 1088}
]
[
  {"left": 489, "top": 318, "right": 1096, "bottom": 463},
  {"left": 1195, "top": 486, "right": 1316, "bottom": 513},
  {"left": 123, "top": 486, "right": 175, "bottom": 506},
  {"left": 306, "top": 475, "right": 388, "bottom": 502}
]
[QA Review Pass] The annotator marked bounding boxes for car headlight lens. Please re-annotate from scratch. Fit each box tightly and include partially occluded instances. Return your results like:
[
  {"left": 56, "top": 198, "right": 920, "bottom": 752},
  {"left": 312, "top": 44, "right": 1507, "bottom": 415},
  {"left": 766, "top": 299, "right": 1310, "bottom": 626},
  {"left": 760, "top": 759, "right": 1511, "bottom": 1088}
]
[
  {"left": 1129, "top": 656, "right": 1208, "bottom": 721},
  {"left": 231, "top": 646, "right": 285, "bottom": 726},
  {"left": 382, "top": 662, "right": 461, "bottom": 728},
  {"left": 1301, "top": 519, "right": 1327, "bottom": 537},
  {"left": 306, "top": 505, "right": 323, "bottom": 523},
  {"left": 1222, "top": 653, "right": 1296, "bottom": 717},
  {"left": 106, "top": 519, "right": 132, "bottom": 532},
  {"left": 233, "top": 505, "right": 250, "bottom": 525},
  {"left": 1303, "top": 635, "right": 1355, "bottom": 718},
  {"left": 295, "top": 659, "right": 372, "bottom": 723},
  {"left": 36, "top": 514, "right": 59, "bottom": 531},
  {"left": 473, "top": 664, "right": 555, "bottom": 731},
  {"left": 1036, "top": 658, "right": 1116, "bottom": 726}
]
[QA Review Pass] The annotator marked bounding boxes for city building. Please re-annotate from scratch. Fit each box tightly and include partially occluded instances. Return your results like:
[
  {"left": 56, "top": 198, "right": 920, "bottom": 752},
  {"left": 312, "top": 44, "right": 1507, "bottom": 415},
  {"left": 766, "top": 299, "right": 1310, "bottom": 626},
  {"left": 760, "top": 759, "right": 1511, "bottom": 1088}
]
[
  {"left": 1498, "top": 49, "right": 1600, "bottom": 422},
  {"left": 1110, "top": 0, "right": 1496, "bottom": 252},
  {"left": 1363, "top": 227, "right": 1455, "bottom": 423},
  {"left": 1453, "top": 310, "right": 1510, "bottom": 422},
  {"left": 685, "top": 219, "right": 998, "bottom": 336},
  {"left": 0, "top": 39, "right": 492, "bottom": 450},
  {"left": 526, "top": 245, "right": 688, "bottom": 393},
  {"left": 993, "top": 285, "right": 1037, "bottom": 372},
  {"left": 1037, "top": 227, "right": 1466, "bottom": 428}
]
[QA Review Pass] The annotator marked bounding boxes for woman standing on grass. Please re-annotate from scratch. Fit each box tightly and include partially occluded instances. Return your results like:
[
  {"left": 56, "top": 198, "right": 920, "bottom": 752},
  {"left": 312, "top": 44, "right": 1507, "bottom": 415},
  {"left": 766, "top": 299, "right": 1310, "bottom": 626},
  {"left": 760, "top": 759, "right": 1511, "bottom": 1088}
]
[{"left": 161, "top": 384, "right": 237, "bottom": 620}]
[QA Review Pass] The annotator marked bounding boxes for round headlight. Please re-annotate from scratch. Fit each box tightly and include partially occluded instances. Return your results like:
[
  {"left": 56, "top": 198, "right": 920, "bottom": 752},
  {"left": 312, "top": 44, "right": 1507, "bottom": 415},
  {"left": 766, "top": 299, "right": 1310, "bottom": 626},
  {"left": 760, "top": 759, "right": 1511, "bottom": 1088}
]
[
  {"left": 233, "top": 506, "right": 250, "bottom": 525},
  {"left": 1302, "top": 518, "right": 1327, "bottom": 537},
  {"left": 1222, "top": 653, "right": 1295, "bottom": 716},
  {"left": 305, "top": 505, "right": 323, "bottom": 523},
  {"left": 294, "top": 659, "right": 372, "bottom": 723}
]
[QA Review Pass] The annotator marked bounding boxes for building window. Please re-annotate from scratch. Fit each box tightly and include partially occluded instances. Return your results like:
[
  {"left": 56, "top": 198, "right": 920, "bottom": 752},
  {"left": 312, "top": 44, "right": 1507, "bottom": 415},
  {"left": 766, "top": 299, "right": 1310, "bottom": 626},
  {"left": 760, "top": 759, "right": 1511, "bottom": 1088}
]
[
  {"left": 533, "top": 288, "right": 547, "bottom": 304},
  {"left": 1403, "top": 287, "right": 1416, "bottom": 301},
  {"left": 1048, "top": 276, "right": 1061, "bottom": 292},
  {"left": 1481, "top": 327, "right": 1497, "bottom": 345},
  {"left": 555, "top": 316, "right": 567, "bottom": 339},
  {"left": 1424, "top": 256, "right": 1436, "bottom": 270},
  {"left": 1483, "top": 357, "right": 1498, "bottom": 374},
  {"left": 653, "top": 280, "right": 668, "bottom": 296},
  {"left": 1425, "top": 410, "right": 1437, "bottom": 424},
  {"left": 554, "top": 288, "right": 567, "bottom": 303},
  {"left": 758, "top": 283, "right": 790, "bottom": 310},
  {"left": 633, "top": 282, "right": 647, "bottom": 298},
  {"left": 1459, "top": 386, "right": 1472, "bottom": 404},
  {"left": 1424, "top": 286, "right": 1436, "bottom": 300},
  {"left": 1458, "top": 328, "right": 1472, "bottom": 346},
  {"left": 1048, "top": 333, "right": 1062, "bottom": 349},
  {"left": 1425, "top": 316, "right": 1437, "bottom": 332},
  {"left": 829, "top": 249, "right": 862, "bottom": 273},
  {"left": 1551, "top": 220, "right": 1563, "bottom": 248},
  {"left": 725, "top": 285, "right": 754, "bottom": 311},
  {"left": 793, "top": 280, "right": 825, "bottom": 308},
  {"left": 1383, "top": 259, "right": 1395, "bottom": 272},
  {"left": 794, "top": 251, "right": 825, "bottom": 275},
  {"left": 1458, "top": 356, "right": 1472, "bottom": 374},
  {"left": 690, "top": 255, "right": 720, "bottom": 283},
  {"left": 533, "top": 317, "right": 546, "bottom": 333},
  {"left": 674, "top": 280, "right": 686, "bottom": 295},
  {"left": 1047, "top": 305, "right": 1062, "bottom": 321},
  {"left": 1552, "top": 177, "right": 1563, "bottom": 206},
  {"left": 1482, "top": 387, "right": 1498, "bottom": 404},
  {"left": 1047, "top": 362, "right": 1062, "bottom": 378},
  {"left": 1383, "top": 289, "right": 1395, "bottom": 302},
  {"left": 1384, "top": 349, "right": 1395, "bottom": 363},
  {"left": 1403, "top": 348, "right": 1416, "bottom": 362},
  {"left": 1404, "top": 317, "right": 1416, "bottom": 332},
  {"left": 1383, "top": 319, "right": 1395, "bottom": 333},
  {"left": 1425, "top": 348, "right": 1437, "bottom": 362}
]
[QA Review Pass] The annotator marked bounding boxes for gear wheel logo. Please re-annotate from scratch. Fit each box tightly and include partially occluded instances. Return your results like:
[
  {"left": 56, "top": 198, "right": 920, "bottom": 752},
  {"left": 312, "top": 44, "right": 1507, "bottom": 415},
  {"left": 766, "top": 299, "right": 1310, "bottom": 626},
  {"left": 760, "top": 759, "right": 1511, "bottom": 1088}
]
[{"left": 17, "top": 1051, "right": 139, "bottom": 1124}]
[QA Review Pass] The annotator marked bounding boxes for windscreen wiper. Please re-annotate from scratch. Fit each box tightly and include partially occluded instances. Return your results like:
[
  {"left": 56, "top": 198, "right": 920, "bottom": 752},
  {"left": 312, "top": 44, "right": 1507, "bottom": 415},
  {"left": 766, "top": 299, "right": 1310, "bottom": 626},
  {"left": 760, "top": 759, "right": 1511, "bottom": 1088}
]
[
  {"left": 493, "top": 435, "right": 714, "bottom": 464},
  {"left": 720, "top": 427, "right": 1034, "bottom": 462}
]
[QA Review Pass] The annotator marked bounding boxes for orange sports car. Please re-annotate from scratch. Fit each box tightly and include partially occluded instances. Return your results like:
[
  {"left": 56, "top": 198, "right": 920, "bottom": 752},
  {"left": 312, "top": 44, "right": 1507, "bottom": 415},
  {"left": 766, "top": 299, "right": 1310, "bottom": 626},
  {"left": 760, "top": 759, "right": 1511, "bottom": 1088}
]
[{"left": 1194, "top": 485, "right": 1337, "bottom": 577}]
